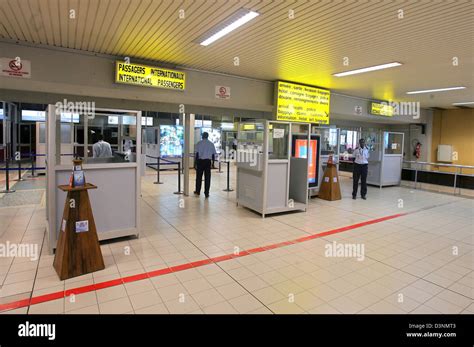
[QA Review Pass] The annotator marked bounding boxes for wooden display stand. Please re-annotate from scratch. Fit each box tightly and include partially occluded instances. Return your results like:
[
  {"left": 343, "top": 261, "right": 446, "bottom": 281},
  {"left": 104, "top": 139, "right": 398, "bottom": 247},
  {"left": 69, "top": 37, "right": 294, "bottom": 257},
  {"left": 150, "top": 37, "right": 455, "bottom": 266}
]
[
  {"left": 53, "top": 162, "right": 105, "bottom": 280},
  {"left": 318, "top": 162, "right": 342, "bottom": 201}
]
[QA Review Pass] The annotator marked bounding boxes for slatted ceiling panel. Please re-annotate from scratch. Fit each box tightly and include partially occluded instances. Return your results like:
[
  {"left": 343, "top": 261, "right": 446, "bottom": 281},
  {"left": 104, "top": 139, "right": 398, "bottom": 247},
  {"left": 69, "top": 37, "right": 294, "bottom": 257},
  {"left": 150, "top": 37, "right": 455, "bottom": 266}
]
[
  {"left": 197, "top": 0, "right": 337, "bottom": 70},
  {"left": 132, "top": 0, "right": 176, "bottom": 56},
  {"left": 92, "top": 0, "right": 118, "bottom": 52},
  {"left": 160, "top": 0, "right": 249, "bottom": 62},
  {"left": 167, "top": 0, "right": 286, "bottom": 64},
  {"left": 30, "top": 0, "right": 47, "bottom": 44},
  {"left": 99, "top": 0, "right": 131, "bottom": 54},
  {"left": 135, "top": 0, "right": 193, "bottom": 59},
  {"left": 87, "top": 0, "right": 108, "bottom": 51},
  {"left": 133, "top": 0, "right": 183, "bottom": 58},
  {"left": 19, "top": 0, "right": 39, "bottom": 43},
  {"left": 0, "top": 0, "right": 472, "bottom": 108},
  {"left": 112, "top": 0, "right": 153, "bottom": 55},
  {"left": 130, "top": 0, "right": 179, "bottom": 57},
  {"left": 115, "top": 0, "right": 161, "bottom": 56},
  {"left": 76, "top": 0, "right": 95, "bottom": 50},
  {"left": 132, "top": 0, "right": 194, "bottom": 56},
  {"left": 1, "top": 2, "right": 25, "bottom": 42},
  {"left": 141, "top": 0, "right": 223, "bottom": 59},
  {"left": 158, "top": 0, "right": 219, "bottom": 61},
  {"left": 103, "top": 0, "right": 143, "bottom": 55},
  {"left": 213, "top": 0, "right": 388, "bottom": 69},
  {"left": 46, "top": 0, "right": 60, "bottom": 46}
]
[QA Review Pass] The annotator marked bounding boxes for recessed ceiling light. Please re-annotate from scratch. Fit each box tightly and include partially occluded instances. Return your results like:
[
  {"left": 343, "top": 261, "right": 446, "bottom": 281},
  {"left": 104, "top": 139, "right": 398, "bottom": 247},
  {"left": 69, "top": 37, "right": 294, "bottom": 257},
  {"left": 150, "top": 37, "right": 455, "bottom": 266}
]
[
  {"left": 333, "top": 62, "right": 402, "bottom": 77},
  {"left": 198, "top": 9, "right": 259, "bottom": 47},
  {"left": 452, "top": 101, "right": 474, "bottom": 106},
  {"left": 406, "top": 86, "right": 466, "bottom": 95}
]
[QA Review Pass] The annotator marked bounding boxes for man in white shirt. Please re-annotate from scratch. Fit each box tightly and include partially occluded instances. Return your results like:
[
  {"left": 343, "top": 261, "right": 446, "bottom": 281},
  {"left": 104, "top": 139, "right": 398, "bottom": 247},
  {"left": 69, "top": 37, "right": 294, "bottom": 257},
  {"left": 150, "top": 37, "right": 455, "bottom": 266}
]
[
  {"left": 93, "top": 133, "right": 113, "bottom": 158},
  {"left": 194, "top": 132, "right": 217, "bottom": 198},
  {"left": 352, "top": 138, "right": 369, "bottom": 200}
]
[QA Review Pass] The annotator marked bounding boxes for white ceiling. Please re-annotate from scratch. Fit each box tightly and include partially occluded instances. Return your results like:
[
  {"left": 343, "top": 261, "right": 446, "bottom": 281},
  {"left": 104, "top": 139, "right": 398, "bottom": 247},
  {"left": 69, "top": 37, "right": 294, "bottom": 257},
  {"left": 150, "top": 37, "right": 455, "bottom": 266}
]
[{"left": 1, "top": 0, "right": 473, "bottom": 108}]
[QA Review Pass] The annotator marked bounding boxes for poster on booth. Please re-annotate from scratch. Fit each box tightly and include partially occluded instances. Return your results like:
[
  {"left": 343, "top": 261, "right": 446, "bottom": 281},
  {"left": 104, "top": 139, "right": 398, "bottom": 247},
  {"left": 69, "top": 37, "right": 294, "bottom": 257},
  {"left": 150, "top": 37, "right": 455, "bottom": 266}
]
[
  {"left": 115, "top": 61, "right": 185, "bottom": 91},
  {"left": 275, "top": 81, "right": 330, "bottom": 124},
  {"left": 0, "top": 57, "right": 31, "bottom": 78}
]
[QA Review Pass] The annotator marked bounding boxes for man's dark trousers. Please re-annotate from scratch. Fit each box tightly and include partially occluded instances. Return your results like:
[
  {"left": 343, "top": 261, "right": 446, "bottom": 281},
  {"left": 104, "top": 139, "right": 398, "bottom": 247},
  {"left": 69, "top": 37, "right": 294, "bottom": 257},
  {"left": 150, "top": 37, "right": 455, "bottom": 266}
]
[
  {"left": 353, "top": 163, "right": 368, "bottom": 198},
  {"left": 195, "top": 159, "right": 212, "bottom": 196}
]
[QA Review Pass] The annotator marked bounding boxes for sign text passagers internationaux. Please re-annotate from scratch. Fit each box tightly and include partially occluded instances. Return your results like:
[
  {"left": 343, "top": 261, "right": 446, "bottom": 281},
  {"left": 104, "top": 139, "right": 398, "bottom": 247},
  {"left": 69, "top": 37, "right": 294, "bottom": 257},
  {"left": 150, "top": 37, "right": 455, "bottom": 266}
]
[
  {"left": 275, "top": 81, "right": 330, "bottom": 124},
  {"left": 115, "top": 61, "right": 185, "bottom": 91}
]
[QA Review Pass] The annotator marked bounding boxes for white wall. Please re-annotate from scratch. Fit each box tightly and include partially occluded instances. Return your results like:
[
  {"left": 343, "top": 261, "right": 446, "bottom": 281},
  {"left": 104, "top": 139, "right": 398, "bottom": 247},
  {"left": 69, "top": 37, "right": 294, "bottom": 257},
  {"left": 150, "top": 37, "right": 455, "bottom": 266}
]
[{"left": 0, "top": 41, "right": 273, "bottom": 116}]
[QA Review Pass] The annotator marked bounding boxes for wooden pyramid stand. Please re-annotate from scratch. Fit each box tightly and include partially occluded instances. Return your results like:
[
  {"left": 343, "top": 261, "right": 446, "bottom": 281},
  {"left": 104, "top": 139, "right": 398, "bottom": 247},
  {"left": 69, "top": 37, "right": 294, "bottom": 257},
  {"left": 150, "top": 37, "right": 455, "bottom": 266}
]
[
  {"left": 318, "top": 156, "right": 342, "bottom": 201},
  {"left": 53, "top": 159, "right": 105, "bottom": 280}
]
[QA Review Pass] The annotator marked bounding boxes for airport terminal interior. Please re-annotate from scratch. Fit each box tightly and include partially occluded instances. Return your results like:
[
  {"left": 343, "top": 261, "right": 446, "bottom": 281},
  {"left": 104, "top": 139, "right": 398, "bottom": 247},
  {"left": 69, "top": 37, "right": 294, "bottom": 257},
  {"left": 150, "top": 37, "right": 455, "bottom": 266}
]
[{"left": 0, "top": 0, "right": 473, "bottom": 316}]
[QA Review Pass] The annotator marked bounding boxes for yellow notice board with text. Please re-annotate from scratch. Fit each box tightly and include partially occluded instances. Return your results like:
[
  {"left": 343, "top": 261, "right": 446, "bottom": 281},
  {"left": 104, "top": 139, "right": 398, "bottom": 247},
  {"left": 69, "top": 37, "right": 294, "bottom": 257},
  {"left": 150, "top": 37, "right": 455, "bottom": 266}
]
[
  {"left": 115, "top": 61, "right": 186, "bottom": 91},
  {"left": 275, "top": 81, "right": 330, "bottom": 124},
  {"left": 370, "top": 101, "right": 394, "bottom": 117}
]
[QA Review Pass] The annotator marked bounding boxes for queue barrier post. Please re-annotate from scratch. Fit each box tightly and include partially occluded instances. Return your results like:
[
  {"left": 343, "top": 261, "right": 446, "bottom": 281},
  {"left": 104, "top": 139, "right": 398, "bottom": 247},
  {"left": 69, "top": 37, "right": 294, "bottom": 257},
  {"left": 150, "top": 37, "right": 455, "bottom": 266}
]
[
  {"left": 1, "top": 159, "right": 16, "bottom": 193},
  {"left": 153, "top": 156, "right": 163, "bottom": 185},
  {"left": 16, "top": 159, "right": 25, "bottom": 182},
  {"left": 222, "top": 161, "right": 234, "bottom": 192},
  {"left": 173, "top": 161, "right": 183, "bottom": 195}
]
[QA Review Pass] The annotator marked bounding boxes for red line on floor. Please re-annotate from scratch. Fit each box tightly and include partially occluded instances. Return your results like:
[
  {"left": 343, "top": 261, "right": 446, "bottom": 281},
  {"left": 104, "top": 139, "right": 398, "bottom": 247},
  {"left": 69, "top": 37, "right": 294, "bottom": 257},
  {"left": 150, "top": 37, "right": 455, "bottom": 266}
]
[{"left": 0, "top": 212, "right": 406, "bottom": 312}]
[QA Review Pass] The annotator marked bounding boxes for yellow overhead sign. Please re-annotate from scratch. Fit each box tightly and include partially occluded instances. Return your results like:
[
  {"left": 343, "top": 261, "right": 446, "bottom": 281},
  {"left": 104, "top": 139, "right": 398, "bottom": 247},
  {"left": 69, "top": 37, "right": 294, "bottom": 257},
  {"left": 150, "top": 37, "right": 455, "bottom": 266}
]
[
  {"left": 275, "top": 81, "right": 330, "bottom": 124},
  {"left": 115, "top": 61, "right": 186, "bottom": 91},
  {"left": 370, "top": 101, "right": 394, "bottom": 117}
]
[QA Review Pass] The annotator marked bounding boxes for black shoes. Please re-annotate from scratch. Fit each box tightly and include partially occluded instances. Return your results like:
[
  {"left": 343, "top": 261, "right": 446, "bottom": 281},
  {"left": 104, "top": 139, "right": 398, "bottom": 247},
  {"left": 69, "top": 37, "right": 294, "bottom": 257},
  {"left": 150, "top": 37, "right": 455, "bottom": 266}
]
[
  {"left": 362, "top": 196, "right": 367, "bottom": 200},
  {"left": 352, "top": 196, "right": 356, "bottom": 200},
  {"left": 352, "top": 195, "right": 367, "bottom": 200},
  {"left": 205, "top": 194, "right": 209, "bottom": 199},
  {"left": 194, "top": 191, "right": 200, "bottom": 196}
]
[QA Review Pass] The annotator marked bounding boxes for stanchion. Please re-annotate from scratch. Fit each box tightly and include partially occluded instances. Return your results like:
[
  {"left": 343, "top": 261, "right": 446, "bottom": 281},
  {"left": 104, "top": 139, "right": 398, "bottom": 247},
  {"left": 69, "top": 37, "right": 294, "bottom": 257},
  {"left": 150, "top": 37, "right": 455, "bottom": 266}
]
[
  {"left": 27, "top": 154, "right": 37, "bottom": 178},
  {"left": 15, "top": 159, "right": 25, "bottom": 181},
  {"left": 222, "top": 161, "right": 234, "bottom": 192},
  {"left": 218, "top": 159, "right": 223, "bottom": 173},
  {"left": 153, "top": 156, "right": 163, "bottom": 184},
  {"left": 174, "top": 161, "right": 184, "bottom": 195},
  {"left": 1, "top": 159, "right": 16, "bottom": 193}
]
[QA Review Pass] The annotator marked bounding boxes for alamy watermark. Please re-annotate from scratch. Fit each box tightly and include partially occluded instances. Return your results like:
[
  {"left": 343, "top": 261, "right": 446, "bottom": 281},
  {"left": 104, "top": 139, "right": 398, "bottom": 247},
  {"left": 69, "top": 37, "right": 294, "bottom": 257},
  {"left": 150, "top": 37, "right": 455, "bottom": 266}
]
[
  {"left": 54, "top": 98, "right": 95, "bottom": 119},
  {"left": 324, "top": 241, "right": 365, "bottom": 261},
  {"left": 220, "top": 145, "right": 259, "bottom": 167},
  {"left": 381, "top": 101, "right": 421, "bottom": 119},
  {"left": 0, "top": 241, "right": 39, "bottom": 261}
]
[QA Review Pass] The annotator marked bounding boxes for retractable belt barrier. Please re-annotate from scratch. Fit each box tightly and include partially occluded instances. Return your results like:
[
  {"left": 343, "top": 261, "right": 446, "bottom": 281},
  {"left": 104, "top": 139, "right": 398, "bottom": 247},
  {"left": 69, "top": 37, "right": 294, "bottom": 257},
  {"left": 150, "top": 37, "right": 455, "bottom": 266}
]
[
  {"left": 0, "top": 153, "right": 47, "bottom": 193},
  {"left": 146, "top": 155, "right": 183, "bottom": 194}
]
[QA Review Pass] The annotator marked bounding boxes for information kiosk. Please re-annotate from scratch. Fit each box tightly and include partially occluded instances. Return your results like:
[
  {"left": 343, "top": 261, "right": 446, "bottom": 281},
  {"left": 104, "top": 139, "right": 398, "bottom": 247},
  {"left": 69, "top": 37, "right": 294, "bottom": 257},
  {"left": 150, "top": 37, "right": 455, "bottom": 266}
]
[
  {"left": 364, "top": 129, "right": 405, "bottom": 187},
  {"left": 236, "top": 120, "right": 308, "bottom": 217}
]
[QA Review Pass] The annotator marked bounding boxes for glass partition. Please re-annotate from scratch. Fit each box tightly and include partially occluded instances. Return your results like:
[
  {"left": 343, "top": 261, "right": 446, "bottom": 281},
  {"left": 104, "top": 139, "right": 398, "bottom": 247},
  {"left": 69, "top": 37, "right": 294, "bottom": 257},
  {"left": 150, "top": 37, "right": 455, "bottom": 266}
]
[
  {"left": 268, "top": 122, "right": 289, "bottom": 160},
  {"left": 313, "top": 127, "right": 338, "bottom": 155},
  {"left": 384, "top": 132, "right": 404, "bottom": 155},
  {"left": 57, "top": 110, "right": 138, "bottom": 165}
]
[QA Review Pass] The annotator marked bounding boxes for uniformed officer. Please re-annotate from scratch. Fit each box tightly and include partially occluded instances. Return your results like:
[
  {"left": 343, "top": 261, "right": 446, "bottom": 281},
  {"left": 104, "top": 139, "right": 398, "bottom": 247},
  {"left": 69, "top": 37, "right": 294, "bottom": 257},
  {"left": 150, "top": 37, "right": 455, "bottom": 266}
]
[
  {"left": 194, "top": 132, "right": 217, "bottom": 198},
  {"left": 352, "top": 138, "right": 369, "bottom": 200}
]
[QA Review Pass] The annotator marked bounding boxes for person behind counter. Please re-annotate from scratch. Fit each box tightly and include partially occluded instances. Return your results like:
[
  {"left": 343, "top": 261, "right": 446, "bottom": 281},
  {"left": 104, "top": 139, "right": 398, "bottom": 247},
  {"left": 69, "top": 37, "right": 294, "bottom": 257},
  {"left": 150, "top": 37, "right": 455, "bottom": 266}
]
[
  {"left": 93, "top": 133, "right": 113, "bottom": 158},
  {"left": 352, "top": 138, "right": 369, "bottom": 200},
  {"left": 194, "top": 132, "right": 217, "bottom": 198}
]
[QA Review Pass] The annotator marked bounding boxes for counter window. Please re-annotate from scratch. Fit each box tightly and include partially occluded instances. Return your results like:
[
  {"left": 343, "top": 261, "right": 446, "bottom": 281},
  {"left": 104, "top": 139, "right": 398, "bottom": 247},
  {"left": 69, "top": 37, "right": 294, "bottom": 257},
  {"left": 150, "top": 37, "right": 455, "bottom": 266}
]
[
  {"left": 268, "top": 123, "right": 289, "bottom": 160},
  {"left": 384, "top": 132, "right": 403, "bottom": 155},
  {"left": 55, "top": 110, "right": 138, "bottom": 165}
]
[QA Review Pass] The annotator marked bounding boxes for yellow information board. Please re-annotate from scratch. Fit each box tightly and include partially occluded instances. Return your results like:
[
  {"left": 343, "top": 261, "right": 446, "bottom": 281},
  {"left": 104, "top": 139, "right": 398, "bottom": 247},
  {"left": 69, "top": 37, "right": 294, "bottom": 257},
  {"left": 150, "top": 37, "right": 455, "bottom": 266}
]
[
  {"left": 115, "top": 61, "right": 186, "bottom": 91},
  {"left": 275, "top": 81, "right": 330, "bottom": 124},
  {"left": 370, "top": 101, "right": 394, "bottom": 117}
]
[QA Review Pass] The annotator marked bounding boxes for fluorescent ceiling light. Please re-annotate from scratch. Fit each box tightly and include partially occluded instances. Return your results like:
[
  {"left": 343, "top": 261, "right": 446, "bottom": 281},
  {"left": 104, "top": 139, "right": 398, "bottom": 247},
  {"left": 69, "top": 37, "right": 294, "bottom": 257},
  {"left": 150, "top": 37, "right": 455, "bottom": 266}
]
[
  {"left": 199, "top": 9, "right": 259, "bottom": 46},
  {"left": 333, "top": 62, "right": 402, "bottom": 77},
  {"left": 452, "top": 101, "right": 474, "bottom": 106},
  {"left": 406, "top": 86, "right": 466, "bottom": 95}
]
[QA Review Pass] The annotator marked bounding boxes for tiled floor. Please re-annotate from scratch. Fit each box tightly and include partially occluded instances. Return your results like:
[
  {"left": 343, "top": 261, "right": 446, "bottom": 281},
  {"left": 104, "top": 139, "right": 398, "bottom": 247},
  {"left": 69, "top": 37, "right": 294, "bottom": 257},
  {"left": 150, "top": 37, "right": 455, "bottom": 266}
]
[{"left": 0, "top": 166, "right": 472, "bottom": 314}]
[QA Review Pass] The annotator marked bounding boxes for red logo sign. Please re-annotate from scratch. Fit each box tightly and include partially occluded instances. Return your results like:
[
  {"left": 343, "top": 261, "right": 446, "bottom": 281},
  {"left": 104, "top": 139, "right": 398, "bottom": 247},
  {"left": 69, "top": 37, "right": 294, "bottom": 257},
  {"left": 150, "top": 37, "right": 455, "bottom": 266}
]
[
  {"left": 219, "top": 86, "right": 227, "bottom": 95},
  {"left": 9, "top": 60, "right": 22, "bottom": 71}
]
